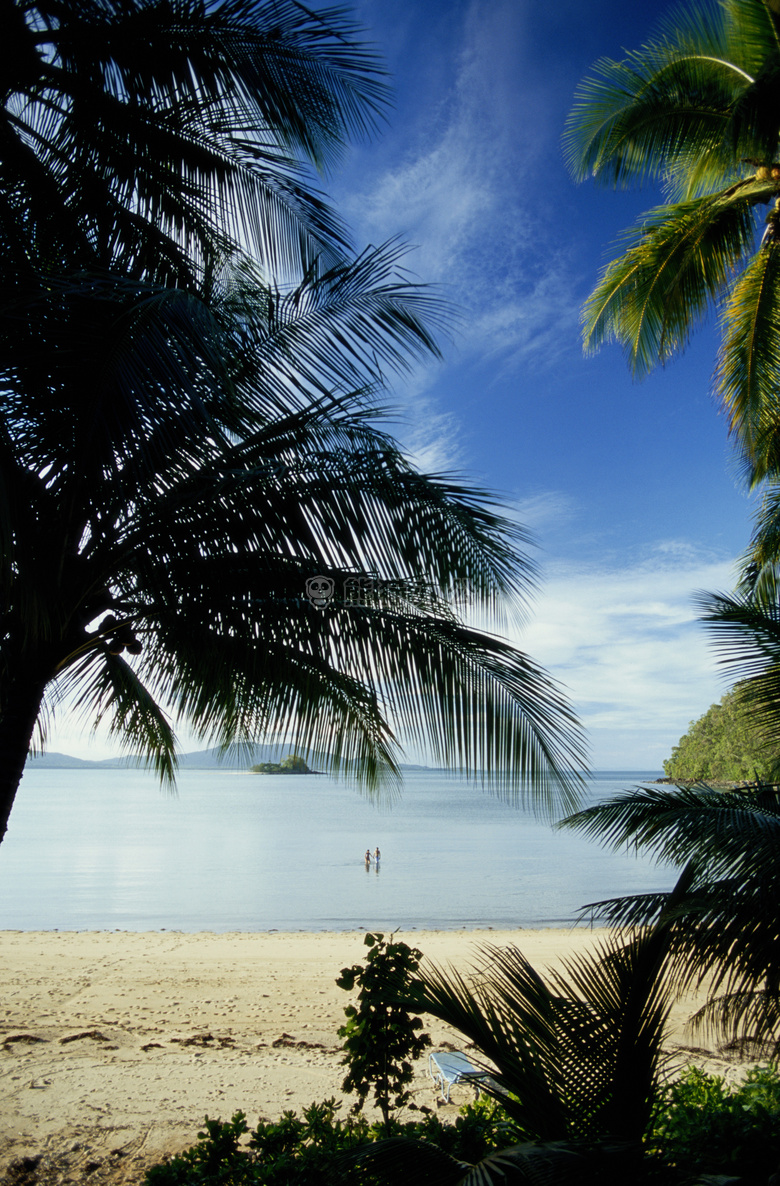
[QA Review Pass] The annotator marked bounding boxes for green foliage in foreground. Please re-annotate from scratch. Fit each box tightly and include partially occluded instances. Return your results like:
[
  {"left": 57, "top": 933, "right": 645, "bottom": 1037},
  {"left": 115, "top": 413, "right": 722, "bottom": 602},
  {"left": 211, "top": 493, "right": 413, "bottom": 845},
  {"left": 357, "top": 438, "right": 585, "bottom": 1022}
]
[
  {"left": 143, "top": 1066, "right": 780, "bottom": 1185},
  {"left": 336, "top": 932, "right": 431, "bottom": 1132},
  {"left": 143, "top": 1097, "right": 512, "bottom": 1186},
  {"left": 663, "top": 689, "right": 778, "bottom": 782},
  {"left": 647, "top": 1064, "right": 780, "bottom": 1183}
]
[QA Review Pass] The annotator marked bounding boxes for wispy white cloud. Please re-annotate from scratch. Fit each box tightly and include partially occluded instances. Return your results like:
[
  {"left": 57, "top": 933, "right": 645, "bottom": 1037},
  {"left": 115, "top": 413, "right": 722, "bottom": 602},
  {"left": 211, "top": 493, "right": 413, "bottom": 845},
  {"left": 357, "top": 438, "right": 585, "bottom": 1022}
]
[
  {"left": 516, "top": 543, "right": 741, "bottom": 769},
  {"left": 339, "top": 0, "right": 582, "bottom": 377}
]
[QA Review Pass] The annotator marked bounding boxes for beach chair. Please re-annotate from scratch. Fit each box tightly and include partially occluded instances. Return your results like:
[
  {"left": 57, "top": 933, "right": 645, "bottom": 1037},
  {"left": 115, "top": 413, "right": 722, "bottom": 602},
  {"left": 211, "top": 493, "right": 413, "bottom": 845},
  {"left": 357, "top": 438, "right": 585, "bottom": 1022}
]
[{"left": 428, "top": 1050, "right": 488, "bottom": 1103}]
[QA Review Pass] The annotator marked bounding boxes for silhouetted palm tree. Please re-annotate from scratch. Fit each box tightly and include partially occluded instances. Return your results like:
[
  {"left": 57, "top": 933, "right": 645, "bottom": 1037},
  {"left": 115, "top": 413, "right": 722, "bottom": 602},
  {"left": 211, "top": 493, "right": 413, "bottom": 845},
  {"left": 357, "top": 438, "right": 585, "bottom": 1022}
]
[
  {"left": 0, "top": 1, "right": 588, "bottom": 849},
  {"left": 2, "top": 0, "right": 386, "bottom": 288},
  {"left": 0, "top": 250, "right": 587, "bottom": 844}
]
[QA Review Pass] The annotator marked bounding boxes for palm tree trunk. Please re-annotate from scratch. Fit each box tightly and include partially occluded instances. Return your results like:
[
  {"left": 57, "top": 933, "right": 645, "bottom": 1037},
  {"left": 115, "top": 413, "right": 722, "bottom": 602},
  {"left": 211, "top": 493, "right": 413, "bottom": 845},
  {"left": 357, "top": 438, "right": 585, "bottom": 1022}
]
[{"left": 0, "top": 669, "right": 47, "bottom": 846}]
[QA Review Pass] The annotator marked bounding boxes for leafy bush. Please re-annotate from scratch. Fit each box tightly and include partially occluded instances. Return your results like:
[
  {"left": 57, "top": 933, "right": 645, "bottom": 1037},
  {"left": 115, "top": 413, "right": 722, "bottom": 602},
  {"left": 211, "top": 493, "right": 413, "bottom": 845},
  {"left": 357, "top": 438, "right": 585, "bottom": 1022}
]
[
  {"left": 336, "top": 932, "right": 431, "bottom": 1131},
  {"left": 143, "top": 1097, "right": 516, "bottom": 1185},
  {"left": 648, "top": 1064, "right": 780, "bottom": 1182}
]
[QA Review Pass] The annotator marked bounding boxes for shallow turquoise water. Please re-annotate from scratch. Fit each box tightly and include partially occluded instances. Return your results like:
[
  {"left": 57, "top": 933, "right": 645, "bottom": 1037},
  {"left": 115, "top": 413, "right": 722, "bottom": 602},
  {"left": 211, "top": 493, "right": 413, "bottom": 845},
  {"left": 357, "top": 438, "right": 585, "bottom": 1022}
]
[{"left": 0, "top": 768, "right": 674, "bottom": 931}]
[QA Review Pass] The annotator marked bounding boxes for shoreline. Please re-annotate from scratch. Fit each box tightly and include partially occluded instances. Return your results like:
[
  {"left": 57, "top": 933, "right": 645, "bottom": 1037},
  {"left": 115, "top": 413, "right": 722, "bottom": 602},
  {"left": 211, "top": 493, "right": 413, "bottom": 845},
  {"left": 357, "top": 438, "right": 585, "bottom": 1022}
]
[{"left": 0, "top": 928, "right": 744, "bottom": 1183}]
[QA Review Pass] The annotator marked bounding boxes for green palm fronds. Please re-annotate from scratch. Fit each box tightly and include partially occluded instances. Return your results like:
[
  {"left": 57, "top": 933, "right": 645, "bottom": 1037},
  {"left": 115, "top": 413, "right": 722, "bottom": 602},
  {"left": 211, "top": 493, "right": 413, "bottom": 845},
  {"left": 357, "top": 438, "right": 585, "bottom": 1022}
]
[
  {"left": 568, "top": 0, "right": 780, "bottom": 545},
  {"left": 562, "top": 780, "right": 780, "bottom": 1046},
  {"left": 418, "top": 893, "right": 686, "bottom": 1146},
  {"left": 0, "top": 251, "right": 587, "bottom": 824}
]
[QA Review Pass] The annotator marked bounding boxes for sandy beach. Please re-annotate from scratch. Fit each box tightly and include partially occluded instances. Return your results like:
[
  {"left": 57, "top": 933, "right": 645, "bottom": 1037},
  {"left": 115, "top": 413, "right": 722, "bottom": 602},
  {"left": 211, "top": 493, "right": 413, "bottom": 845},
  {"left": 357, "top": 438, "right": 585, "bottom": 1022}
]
[{"left": 0, "top": 928, "right": 742, "bottom": 1183}]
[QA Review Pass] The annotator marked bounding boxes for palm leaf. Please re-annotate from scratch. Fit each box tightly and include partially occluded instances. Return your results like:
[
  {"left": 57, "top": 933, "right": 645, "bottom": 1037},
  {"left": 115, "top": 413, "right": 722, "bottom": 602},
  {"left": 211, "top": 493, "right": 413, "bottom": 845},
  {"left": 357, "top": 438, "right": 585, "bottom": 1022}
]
[
  {"left": 564, "top": 1, "right": 759, "bottom": 198},
  {"left": 57, "top": 648, "right": 178, "bottom": 786},
  {"left": 418, "top": 910, "right": 680, "bottom": 1145},
  {"left": 561, "top": 781, "right": 780, "bottom": 1044},
  {"left": 3, "top": 0, "right": 393, "bottom": 284},
  {"left": 717, "top": 239, "right": 780, "bottom": 483},
  {"left": 696, "top": 588, "right": 780, "bottom": 741},
  {"left": 582, "top": 190, "right": 759, "bottom": 377}
]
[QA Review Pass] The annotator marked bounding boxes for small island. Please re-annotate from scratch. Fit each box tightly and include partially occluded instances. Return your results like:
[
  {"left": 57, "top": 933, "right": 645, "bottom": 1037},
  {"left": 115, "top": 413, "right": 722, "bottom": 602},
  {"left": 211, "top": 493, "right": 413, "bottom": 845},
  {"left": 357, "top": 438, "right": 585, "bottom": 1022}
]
[{"left": 249, "top": 754, "right": 316, "bottom": 774}]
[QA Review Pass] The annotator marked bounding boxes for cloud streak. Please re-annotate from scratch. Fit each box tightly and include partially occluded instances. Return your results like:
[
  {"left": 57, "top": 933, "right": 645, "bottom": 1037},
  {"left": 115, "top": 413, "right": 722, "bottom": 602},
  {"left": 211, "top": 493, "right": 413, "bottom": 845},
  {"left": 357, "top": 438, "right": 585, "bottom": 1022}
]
[
  {"left": 517, "top": 543, "right": 741, "bottom": 768},
  {"left": 338, "top": 0, "right": 583, "bottom": 376}
]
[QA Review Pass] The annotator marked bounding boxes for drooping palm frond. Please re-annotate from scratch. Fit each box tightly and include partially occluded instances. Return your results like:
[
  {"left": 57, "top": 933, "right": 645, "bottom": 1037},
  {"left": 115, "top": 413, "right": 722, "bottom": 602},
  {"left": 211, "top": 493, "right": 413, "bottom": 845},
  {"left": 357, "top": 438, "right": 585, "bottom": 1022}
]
[
  {"left": 560, "top": 782, "right": 780, "bottom": 1045},
  {"left": 718, "top": 238, "right": 780, "bottom": 482},
  {"left": 1, "top": 0, "right": 392, "bottom": 286},
  {"left": 740, "top": 480, "right": 780, "bottom": 593},
  {"left": 563, "top": 0, "right": 766, "bottom": 199},
  {"left": 582, "top": 189, "right": 760, "bottom": 376},
  {"left": 61, "top": 647, "right": 178, "bottom": 786}
]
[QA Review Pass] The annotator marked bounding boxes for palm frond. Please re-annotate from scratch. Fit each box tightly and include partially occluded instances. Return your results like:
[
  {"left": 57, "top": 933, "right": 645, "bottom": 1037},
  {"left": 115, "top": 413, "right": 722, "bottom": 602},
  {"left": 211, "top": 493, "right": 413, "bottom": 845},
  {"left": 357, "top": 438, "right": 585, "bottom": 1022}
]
[
  {"left": 57, "top": 648, "right": 178, "bottom": 786},
  {"left": 582, "top": 190, "right": 759, "bottom": 376},
  {"left": 4, "top": 0, "right": 393, "bottom": 284},
  {"left": 739, "top": 478, "right": 780, "bottom": 598},
  {"left": 419, "top": 919, "right": 678, "bottom": 1144},
  {"left": 561, "top": 781, "right": 780, "bottom": 876},
  {"left": 564, "top": 2, "right": 757, "bottom": 198},
  {"left": 717, "top": 239, "right": 780, "bottom": 483},
  {"left": 562, "top": 779, "right": 780, "bottom": 1043},
  {"left": 696, "top": 588, "right": 780, "bottom": 741}
]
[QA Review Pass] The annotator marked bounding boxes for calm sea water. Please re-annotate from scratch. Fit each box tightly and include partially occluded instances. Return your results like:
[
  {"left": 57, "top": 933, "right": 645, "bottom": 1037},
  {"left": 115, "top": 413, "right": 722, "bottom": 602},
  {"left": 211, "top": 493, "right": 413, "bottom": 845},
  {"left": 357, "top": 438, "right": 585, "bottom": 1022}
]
[{"left": 0, "top": 768, "right": 676, "bottom": 932}]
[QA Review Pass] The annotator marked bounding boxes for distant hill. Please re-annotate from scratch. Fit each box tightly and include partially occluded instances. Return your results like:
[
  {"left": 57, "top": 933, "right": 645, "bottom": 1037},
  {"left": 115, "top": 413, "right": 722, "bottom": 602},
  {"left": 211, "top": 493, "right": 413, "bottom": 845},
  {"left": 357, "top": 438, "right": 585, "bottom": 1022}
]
[{"left": 26, "top": 747, "right": 437, "bottom": 772}]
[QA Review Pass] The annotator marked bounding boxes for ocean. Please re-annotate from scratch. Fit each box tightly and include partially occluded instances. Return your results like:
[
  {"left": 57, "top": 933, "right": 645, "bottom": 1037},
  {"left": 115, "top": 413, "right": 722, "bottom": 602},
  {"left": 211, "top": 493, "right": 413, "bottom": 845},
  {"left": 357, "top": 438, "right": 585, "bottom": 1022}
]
[{"left": 0, "top": 768, "right": 676, "bottom": 932}]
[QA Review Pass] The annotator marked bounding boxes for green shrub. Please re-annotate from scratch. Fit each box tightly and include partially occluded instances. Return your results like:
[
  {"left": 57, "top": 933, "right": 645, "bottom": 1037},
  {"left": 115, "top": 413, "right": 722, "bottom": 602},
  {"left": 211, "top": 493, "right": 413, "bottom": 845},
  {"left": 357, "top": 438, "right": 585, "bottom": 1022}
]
[
  {"left": 336, "top": 932, "right": 431, "bottom": 1132},
  {"left": 145, "top": 1113, "right": 255, "bottom": 1185},
  {"left": 143, "top": 1096, "right": 518, "bottom": 1185},
  {"left": 648, "top": 1064, "right": 780, "bottom": 1182}
]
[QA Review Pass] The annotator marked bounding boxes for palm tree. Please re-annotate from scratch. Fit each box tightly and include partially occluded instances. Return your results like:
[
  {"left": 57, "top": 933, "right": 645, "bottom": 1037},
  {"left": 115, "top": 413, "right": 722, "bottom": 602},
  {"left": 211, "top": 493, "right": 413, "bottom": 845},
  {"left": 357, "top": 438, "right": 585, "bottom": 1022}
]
[
  {"left": 0, "top": 250, "right": 587, "bottom": 846},
  {"left": 561, "top": 779, "right": 780, "bottom": 1050},
  {"left": 0, "top": 1, "right": 589, "bottom": 845},
  {"left": 416, "top": 903, "right": 685, "bottom": 1147},
  {"left": 564, "top": 0, "right": 780, "bottom": 491},
  {"left": 1, "top": 0, "right": 386, "bottom": 289},
  {"left": 341, "top": 877, "right": 693, "bottom": 1185}
]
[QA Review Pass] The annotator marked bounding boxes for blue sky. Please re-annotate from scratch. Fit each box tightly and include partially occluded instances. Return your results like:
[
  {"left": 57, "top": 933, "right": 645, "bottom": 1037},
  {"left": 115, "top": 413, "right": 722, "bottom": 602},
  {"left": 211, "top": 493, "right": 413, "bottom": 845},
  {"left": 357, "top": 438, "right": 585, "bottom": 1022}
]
[
  {"left": 48, "top": 0, "right": 756, "bottom": 770},
  {"left": 329, "top": 0, "right": 755, "bottom": 769}
]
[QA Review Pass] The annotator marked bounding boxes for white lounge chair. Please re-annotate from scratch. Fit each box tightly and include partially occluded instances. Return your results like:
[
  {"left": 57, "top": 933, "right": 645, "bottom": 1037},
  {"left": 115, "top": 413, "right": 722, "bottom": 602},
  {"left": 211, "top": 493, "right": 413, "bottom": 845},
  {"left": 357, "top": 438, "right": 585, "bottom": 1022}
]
[{"left": 428, "top": 1050, "right": 488, "bottom": 1103}]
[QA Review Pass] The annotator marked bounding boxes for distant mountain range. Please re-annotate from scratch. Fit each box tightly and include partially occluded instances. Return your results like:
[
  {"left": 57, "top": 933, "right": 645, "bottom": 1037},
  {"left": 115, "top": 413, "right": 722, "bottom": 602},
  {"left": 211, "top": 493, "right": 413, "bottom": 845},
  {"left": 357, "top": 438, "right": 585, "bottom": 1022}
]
[{"left": 26, "top": 746, "right": 433, "bottom": 772}]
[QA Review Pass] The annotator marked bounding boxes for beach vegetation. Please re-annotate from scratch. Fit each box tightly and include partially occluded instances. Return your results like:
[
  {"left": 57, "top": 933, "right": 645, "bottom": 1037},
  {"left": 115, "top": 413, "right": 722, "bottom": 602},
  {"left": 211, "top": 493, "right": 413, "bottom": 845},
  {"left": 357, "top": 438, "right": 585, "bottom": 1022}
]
[
  {"left": 663, "top": 687, "right": 778, "bottom": 783},
  {"left": 336, "top": 932, "right": 431, "bottom": 1134},
  {"left": 142, "top": 1098, "right": 515, "bottom": 1185},
  {"left": 413, "top": 893, "right": 689, "bottom": 1152},
  {"left": 647, "top": 1063, "right": 780, "bottom": 1182},
  {"left": 0, "top": 0, "right": 589, "bottom": 850}
]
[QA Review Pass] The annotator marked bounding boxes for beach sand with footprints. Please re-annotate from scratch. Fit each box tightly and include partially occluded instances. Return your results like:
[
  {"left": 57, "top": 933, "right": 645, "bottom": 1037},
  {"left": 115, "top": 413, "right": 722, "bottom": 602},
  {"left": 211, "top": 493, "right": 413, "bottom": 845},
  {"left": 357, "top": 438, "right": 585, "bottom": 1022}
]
[{"left": 0, "top": 928, "right": 744, "bottom": 1184}]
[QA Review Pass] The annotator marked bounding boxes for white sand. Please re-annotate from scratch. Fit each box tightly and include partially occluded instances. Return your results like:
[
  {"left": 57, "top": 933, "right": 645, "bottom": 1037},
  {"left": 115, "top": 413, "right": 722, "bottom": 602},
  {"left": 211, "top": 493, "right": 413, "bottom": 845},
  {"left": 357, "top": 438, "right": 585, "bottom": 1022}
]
[{"left": 0, "top": 928, "right": 732, "bottom": 1181}]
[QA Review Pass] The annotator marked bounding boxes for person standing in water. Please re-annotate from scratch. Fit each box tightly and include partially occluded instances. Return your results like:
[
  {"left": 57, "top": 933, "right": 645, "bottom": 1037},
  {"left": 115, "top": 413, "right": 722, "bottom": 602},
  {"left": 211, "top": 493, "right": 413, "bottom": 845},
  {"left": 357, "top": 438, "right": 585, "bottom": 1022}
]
[
  {"left": 374, "top": 846, "right": 381, "bottom": 862},
  {"left": 364, "top": 848, "right": 372, "bottom": 865}
]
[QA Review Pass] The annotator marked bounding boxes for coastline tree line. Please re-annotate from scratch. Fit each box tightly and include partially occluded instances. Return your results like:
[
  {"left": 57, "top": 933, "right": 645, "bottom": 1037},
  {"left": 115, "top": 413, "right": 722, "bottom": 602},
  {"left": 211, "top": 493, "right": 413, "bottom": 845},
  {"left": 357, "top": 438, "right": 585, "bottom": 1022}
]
[{"left": 663, "top": 688, "right": 780, "bottom": 782}]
